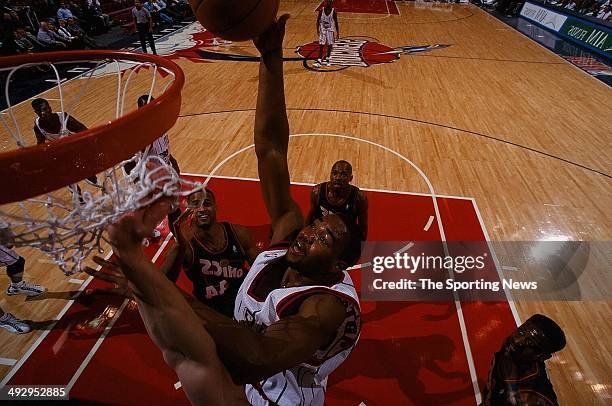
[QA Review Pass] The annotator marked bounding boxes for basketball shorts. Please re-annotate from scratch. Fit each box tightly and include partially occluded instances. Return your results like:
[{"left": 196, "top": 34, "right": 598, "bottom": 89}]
[
  {"left": 0, "top": 244, "right": 20, "bottom": 267},
  {"left": 319, "top": 30, "right": 335, "bottom": 45}
]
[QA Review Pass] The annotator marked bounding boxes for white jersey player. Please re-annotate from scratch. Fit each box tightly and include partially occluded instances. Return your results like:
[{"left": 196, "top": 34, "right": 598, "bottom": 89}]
[
  {"left": 31, "top": 98, "right": 99, "bottom": 189},
  {"left": 235, "top": 243, "right": 360, "bottom": 405},
  {"left": 103, "top": 16, "right": 361, "bottom": 406},
  {"left": 133, "top": 95, "right": 178, "bottom": 170},
  {"left": 315, "top": 0, "right": 339, "bottom": 67}
]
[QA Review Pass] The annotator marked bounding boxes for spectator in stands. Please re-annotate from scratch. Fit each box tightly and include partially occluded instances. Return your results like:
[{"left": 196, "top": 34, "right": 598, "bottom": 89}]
[
  {"left": 156, "top": 0, "right": 181, "bottom": 19},
  {"left": 56, "top": 18, "right": 81, "bottom": 46},
  {"left": 132, "top": 0, "right": 157, "bottom": 54},
  {"left": 2, "top": 11, "right": 20, "bottom": 34},
  {"left": 144, "top": 0, "right": 173, "bottom": 26},
  {"left": 166, "top": 0, "right": 190, "bottom": 18},
  {"left": 598, "top": 2, "right": 611, "bottom": 19},
  {"left": 13, "top": 30, "right": 36, "bottom": 54},
  {"left": 66, "top": 17, "right": 99, "bottom": 48},
  {"left": 57, "top": 2, "right": 74, "bottom": 21},
  {"left": 21, "top": 28, "right": 50, "bottom": 51},
  {"left": 37, "top": 21, "right": 69, "bottom": 49},
  {"left": 86, "top": 0, "right": 111, "bottom": 32}
]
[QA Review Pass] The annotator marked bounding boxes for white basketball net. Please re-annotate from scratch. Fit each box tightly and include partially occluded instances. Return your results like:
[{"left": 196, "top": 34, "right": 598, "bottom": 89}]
[{"left": 0, "top": 55, "right": 205, "bottom": 275}]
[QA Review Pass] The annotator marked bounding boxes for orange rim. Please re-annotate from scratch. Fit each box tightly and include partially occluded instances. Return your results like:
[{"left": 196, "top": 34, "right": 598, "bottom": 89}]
[{"left": 0, "top": 50, "right": 185, "bottom": 204}]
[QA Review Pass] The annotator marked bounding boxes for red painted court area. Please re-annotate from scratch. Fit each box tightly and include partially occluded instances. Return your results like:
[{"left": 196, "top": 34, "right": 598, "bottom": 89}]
[
  {"left": 317, "top": 0, "right": 400, "bottom": 15},
  {"left": 4, "top": 175, "right": 517, "bottom": 405}
]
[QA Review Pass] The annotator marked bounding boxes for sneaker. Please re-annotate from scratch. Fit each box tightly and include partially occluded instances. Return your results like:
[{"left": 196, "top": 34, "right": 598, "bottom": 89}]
[
  {"left": 325, "top": 59, "right": 331, "bottom": 66},
  {"left": 313, "top": 59, "right": 322, "bottom": 68},
  {"left": 0, "top": 313, "right": 31, "bottom": 334},
  {"left": 6, "top": 280, "right": 47, "bottom": 297},
  {"left": 152, "top": 229, "right": 161, "bottom": 238},
  {"left": 212, "top": 38, "right": 220, "bottom": 46}
]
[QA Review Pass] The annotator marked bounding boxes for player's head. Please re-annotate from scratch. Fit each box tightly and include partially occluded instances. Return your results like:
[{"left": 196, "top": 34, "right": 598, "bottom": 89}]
[
  {"left": 329, "top": 160, "right": 353, "bottom": 192},
  {"left": 31, "top": 98, "right": 52, "bottom": 119},
  {"left": 186, "top": 188, "right": 217, "bottom": 228},
  {"left": 286, "top": 214, "right": 352, "bottom": 276},
  {"left": 325, "top": 0, "right": 333, "bottom": 7},
  {"left": 506, "top": 314, "right": 566, "bottom": 363},
  {"left": 134, "top": 0, "right": 142, "bottom": 9},
  {"left": 137, "top": 94, "right": 154, "bottom": 108}
]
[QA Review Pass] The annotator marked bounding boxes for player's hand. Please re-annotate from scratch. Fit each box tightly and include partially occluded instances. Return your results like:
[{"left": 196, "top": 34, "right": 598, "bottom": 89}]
[
  {"left": 83, "top": 256, "right": 133, "bottom": 298},
  {"left": 253, "top": 14, "right": 290, "bottom": 55},
  {"left": 107, "top": 161, "right": 176, "bottom": 256}
]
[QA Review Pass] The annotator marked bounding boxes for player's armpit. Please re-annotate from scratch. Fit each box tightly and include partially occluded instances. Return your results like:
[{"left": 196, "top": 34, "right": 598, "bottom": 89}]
[
  {"left": 225, "top": 293, "right": 345, "bottom": 384},
  {"left": 232, "top": 224, "right": 261, "bottom": 263}
]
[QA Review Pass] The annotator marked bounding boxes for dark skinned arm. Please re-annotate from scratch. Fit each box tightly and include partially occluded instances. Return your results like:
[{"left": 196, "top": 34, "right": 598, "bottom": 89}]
[
  {"left": 334, "top": 10, "right": 339, "bottom": 37},
  {"left": 253, "top": 14, "right": 304, "bottom": 244},
  {"left": 356, "top": 190, "right": 368, "bottom": 241},
  {"left": 34, "top": 126, "right": 46, "bottom": 145},
  {"left": 305, "top": 184, "right": 321, "bottom": 225},
  {"left": 66, "top": 115, "right": 87, "bottom": 132},
  {"left": 231, "top": 224, "right": 261, "bottom": 263}
]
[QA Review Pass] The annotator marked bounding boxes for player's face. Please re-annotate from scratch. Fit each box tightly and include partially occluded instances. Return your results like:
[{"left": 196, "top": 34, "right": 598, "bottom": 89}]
[
  {"left": 34, "top": 102, "right": 52, "bottom": 119},
  {"left": 286, "top": 215, "right": 349, "bottom": 274},
  {"left": 187, "top": 191, "right": 217, "bottom": 228},
  {"left": 507, "top": 321, "right": 550, "bottom": 363},
  {"left": 329, "top": 163, "right": 353, "bottom": 192}
]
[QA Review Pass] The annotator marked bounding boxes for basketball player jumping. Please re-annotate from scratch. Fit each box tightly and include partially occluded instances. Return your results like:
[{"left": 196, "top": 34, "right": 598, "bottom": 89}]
[
  {"left": 31, "top": 98, "right": 99, "bottom": 188},
  {"left": 102, "top": 14, "right": 360, "bottom": 405},
  {"left": 307, "top": 160, "right": 368, "bottom": 266},
  {"left": 86, "top": 187, "right": 260, "bottom": 318},
  {"left": 315, "top": 0, "right": 339, "bottom": 67}
]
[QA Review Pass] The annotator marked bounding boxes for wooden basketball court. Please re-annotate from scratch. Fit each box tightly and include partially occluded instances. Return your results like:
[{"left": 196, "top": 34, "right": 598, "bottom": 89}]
[{"left": 0, "top": 1, "right": 610, "bottom": 404}]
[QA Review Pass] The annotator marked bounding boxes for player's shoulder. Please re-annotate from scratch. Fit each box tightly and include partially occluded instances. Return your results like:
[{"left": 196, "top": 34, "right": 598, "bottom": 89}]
[{"left": 252, "top": 245, "right": 287, "bottom": 267}]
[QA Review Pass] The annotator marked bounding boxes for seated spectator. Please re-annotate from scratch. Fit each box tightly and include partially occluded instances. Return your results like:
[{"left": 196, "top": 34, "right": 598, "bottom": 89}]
[
  {"left": 66, "top": 17, "right": 99, "bottom": 48},
  {"left": 481, "top": 314, "right": 566, "bottom": 406},
  {"left": 37, "top": 21, "right": 69, "bottom": 50},
  {"left": 56, "top": 19, "right": 81, "bottom": 47},
  {"left": 86, "top": 0, "right": 111, "bottom": 32},
  {"left": 598, "top": 2, "right": 611, "bottom": 19},
  {"left": 144, "top": 0, "right": 173, "bottom": 25},
  {"left": 13, "top": 29, "right": 36, "bottom": 53},
  {"left": 21, "top": 28, "right": 50, "bottom": 51},
  {"left": 156, "top": 0, "right": 182, "bottom": 19},
  {"left": 57, "top": 2, "right": 75, "bottom": 21},
  {"left": 167, "top": 0, "right": 191, "bottom": 17}
]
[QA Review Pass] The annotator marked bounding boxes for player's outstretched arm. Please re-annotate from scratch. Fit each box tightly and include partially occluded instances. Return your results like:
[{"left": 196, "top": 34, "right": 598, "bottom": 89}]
[
  {"left": 106, "top": 201, "right": 245, "bottom": 404},
  {"left": 253, "top": 15, "right": 304, "bottom": 244}
]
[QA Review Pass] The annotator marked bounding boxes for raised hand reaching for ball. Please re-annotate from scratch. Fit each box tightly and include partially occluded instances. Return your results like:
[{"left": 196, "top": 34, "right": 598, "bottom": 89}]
[{"left": 254, "top": 14, "right": 290, "bottom": 56}]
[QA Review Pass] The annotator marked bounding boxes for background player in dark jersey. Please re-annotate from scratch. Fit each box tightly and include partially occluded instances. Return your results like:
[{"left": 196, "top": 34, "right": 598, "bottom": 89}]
[
  {"left": 85, "top": 187, "right": 259, "bottom": 318},
  {"left": 482, "top": 314, "right": 566, "bottom": 405},
  {"left": 307, "top": 160, "right": 368, "bottom": 266}
]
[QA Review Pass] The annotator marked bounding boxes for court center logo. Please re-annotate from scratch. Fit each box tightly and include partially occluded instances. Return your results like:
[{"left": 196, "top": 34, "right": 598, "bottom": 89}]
[{"left": 295, "top": 38, "right": 450, "bottom": 72}]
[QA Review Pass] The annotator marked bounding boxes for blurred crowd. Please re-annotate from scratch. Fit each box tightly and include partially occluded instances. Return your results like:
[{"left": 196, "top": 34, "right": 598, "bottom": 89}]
[
  {"left": 0, "top": 0, "right": 192, "bottom": 57},
  {"left": 550, "top": 0, "right": 611, "bottom": 20},
  {"left": 492, "top": 0, "right": 611, "bottom": 19}
]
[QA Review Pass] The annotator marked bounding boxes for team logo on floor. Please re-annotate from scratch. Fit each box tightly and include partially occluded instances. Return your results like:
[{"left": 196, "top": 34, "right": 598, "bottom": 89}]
[{"left": 295, "top": 38, "right": 450, "bottom": 72}]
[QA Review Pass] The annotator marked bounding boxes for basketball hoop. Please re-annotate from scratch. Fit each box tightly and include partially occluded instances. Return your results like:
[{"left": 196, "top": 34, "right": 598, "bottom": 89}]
[{"left": 0, "top": 50, "right": 204, "bottom": 274}]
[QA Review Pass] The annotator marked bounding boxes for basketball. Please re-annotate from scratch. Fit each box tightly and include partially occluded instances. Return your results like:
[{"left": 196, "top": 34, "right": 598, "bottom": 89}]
[{"left": 189, "top": 0, "right": 280, "bottom": 41}]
